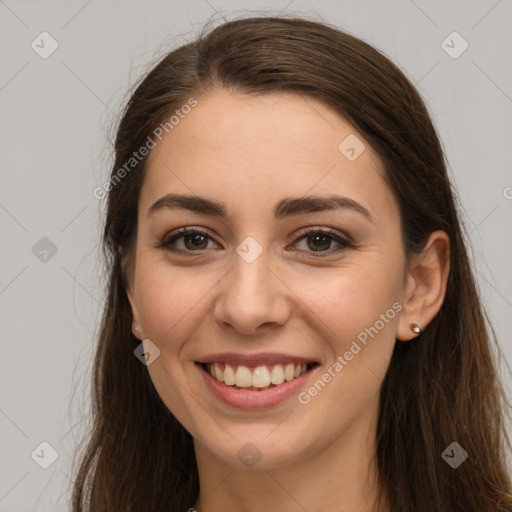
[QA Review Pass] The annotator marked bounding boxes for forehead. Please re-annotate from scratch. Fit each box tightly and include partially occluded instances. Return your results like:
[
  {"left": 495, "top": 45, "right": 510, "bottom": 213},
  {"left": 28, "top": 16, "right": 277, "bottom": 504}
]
[{"left": 140, "top": 89, "right": 397, "bottom": 225}]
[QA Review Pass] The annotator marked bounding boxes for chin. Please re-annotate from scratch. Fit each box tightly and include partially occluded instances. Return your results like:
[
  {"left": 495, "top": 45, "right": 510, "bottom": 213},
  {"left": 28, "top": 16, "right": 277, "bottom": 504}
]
[{"left": 194, "top": 420, "right": 324, "bottom": 471}]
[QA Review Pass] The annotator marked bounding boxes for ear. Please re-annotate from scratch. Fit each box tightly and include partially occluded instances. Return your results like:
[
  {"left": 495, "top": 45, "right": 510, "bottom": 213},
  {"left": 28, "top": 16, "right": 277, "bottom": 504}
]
[
  {"left": 396, "top": 230, "right": 450, "bottom": 341},
  {"left": 120, "top": 246, "right": 143, "bottom": 341}
]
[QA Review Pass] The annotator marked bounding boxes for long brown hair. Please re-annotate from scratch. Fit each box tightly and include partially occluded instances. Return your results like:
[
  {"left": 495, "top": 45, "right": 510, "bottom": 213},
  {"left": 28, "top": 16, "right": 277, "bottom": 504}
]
[{"left": 71, "top": 15, "right": 512, "bottom": 511}]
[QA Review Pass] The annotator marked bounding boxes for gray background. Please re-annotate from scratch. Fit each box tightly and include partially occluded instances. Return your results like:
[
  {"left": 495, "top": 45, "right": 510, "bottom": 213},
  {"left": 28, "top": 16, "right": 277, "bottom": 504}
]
[{"left": 1, "top": 0, "right": 511, "bottom": 510}]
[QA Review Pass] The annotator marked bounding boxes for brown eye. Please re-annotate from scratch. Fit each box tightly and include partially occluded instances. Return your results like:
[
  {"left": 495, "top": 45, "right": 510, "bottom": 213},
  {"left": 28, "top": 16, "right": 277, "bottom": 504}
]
[
  {"left": 182, "top": 232, "right": 209, "bottom": 250},
  {"left": 304, "top": 233, "right": 333, "bottom": 251},
  {"left": 158, "top": 228, "right": 219, "bottom": 253},
  {"left": 291, "top": 228, "right": 354, "bottom": 256},
  {"left": 157, "top": 226, "right": 354, "bottom": 257}
]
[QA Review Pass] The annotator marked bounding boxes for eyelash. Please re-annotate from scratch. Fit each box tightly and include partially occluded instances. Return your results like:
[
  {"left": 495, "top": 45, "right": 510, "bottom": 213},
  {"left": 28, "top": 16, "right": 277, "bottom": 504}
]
[{"left": 156, "top": 226, "right": 355, "bottom": 257}]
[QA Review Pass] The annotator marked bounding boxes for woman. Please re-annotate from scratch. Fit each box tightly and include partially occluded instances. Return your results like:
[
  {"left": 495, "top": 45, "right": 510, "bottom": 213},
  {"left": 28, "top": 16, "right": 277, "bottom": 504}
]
[{"left": 72, "top": 15, "right": 512, "bottom": 512}]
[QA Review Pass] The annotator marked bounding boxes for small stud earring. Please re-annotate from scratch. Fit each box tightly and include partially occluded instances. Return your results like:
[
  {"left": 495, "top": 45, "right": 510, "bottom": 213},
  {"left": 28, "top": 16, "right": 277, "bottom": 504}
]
[
  {"left": 133, "top": 322, "right": 141, "bottom": 332},
  {"left": 410, "top": 323, "right": 422, "bottom": 334}
]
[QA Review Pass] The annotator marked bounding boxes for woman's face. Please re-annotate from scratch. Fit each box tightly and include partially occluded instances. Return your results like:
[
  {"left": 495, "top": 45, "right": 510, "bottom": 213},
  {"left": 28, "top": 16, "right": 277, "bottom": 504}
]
[{"left": 126, "top": 89, "right": 410, "bottom": 469}]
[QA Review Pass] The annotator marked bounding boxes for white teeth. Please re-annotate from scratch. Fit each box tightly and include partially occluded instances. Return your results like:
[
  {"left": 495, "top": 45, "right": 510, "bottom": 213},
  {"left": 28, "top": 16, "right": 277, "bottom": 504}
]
[
  {"left": 252, "top": 366, "right": 271, "bottom": 388},
  {"left": 208, "top": 361, "right": 311, "bottom": 389},
  {"left": 214, "top": 364, "right": 224, "bottom": 383},
  {"left": 235, "top": 366, "right": 253, "bottom": 387},
  {"left": 270, "top": 364, "right": 285, "bottom": 385},
  {"left": 284, "top": 363, "right": 295, "bottom": 381},
  {"left": 223, "top": 364, "right": 235, "bottom": 385}
]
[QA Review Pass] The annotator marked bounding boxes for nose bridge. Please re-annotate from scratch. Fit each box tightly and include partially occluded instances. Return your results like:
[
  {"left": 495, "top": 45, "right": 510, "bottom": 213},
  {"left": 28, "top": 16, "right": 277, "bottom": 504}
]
[
  {"left": 213, "top": 238, "right": 289, "bottom": 334},
  {"left": 232, "top": 242, "right": 271, "bottom": 295}
]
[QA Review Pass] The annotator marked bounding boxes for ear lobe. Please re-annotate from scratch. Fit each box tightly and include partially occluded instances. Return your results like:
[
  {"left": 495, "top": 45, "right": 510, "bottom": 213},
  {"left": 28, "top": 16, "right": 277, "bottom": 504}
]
[
  {"left": 396, "top": 230, "right": 450, "bottom": 341},
  {"left": 120, "top": 246, "right": 143, "bottom": 340},
  {"left": 126, "top": 286, "right": 143, "bottom": 340}
]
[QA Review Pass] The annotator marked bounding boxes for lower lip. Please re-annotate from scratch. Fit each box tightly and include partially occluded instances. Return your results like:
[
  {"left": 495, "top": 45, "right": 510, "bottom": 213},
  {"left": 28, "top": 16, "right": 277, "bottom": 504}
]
[{"left": 197, "top": 363, "right": 317, "bottom": 409}]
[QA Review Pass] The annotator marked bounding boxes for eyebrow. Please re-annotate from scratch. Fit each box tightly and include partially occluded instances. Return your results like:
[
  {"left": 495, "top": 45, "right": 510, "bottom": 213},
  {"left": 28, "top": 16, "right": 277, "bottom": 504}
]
[{"left": 146, "top": 193, "right": 374, "bottom": 222}]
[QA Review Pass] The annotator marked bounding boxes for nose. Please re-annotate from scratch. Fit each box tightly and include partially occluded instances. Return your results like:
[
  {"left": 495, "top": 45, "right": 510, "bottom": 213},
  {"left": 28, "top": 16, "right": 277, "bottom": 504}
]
[{"left": 212, "top": 250, "right": 291, "bottom": 336}]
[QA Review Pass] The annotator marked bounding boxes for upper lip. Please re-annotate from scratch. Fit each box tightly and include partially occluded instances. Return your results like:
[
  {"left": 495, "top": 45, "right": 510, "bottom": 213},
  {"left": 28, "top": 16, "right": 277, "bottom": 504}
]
[{"left": 196, "top": 352, "right": 319, "bottom": 366}]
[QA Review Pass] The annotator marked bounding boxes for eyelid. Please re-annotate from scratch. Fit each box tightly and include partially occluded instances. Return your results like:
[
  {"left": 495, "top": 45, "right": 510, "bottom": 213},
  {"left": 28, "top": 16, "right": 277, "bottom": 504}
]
[
  {"left": 157, "top": 226, "right": 219, "bottom": 250},
  {"left": 292, "top": 225, "right": 354, "bottom": 245},
  {"left": 157, "top": 225, "right": 355, "bottom": 256},
  {"left": 287, "top": 226, "right": 355, "bottom": 257}
]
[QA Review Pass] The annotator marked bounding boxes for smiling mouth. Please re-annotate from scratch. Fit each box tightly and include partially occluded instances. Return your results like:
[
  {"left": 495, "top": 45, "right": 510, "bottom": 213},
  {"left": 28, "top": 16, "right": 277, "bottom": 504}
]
[{"left": 200, "top": 362, "right": 319, "bottom": 391}]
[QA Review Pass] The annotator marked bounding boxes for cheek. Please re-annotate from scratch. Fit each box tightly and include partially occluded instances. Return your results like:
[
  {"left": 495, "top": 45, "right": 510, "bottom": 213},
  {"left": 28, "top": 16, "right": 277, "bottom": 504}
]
[
  {"left": 132, "top": 263, "right": 217, "bottom": 425},
  {"left": 134, "top": 261, "right": 217, "bottom": 347},
  {"left": 297, "top": 260, "right": 404, "bottom": 354},
  {"left": 291, "top": 265, "right": 402, "bottom": 437},
  {"left": 292, "top": 263, "right": 404, "bottom": 424}
]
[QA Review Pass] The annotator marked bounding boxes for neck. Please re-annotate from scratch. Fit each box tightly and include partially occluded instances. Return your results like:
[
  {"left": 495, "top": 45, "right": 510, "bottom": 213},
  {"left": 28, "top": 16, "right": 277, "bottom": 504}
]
[{"left": 191, "top": 407, "right": 390, "bottom": 512}]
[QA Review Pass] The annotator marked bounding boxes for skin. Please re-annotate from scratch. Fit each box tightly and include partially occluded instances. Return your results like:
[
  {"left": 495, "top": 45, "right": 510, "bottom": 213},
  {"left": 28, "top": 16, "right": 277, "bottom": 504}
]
[{"left": 125, "top": 89, "right": 450, "bottom": 512}]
